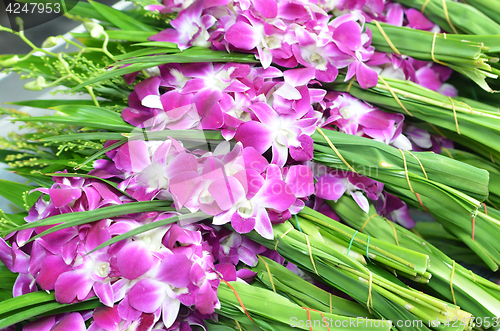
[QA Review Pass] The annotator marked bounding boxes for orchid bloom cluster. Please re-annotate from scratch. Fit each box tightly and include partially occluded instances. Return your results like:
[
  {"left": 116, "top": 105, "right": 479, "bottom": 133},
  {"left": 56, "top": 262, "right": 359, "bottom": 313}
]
[
  {"left": 0, "top": 177, "right": 225, "bottom": 330},
  {"left": 98, "top": 138, "right": 314, "bottom": 239},
  {"left": 122, "top": 63, "right": 323, "bottom": 166},
  {"left": 0, "top": 173, "right": 297, "bottom": 331},
  {"left": 0, "top": 168, "right": 317, "bottom": 330},
  {"left": 146, "top": 0, "right": 379, "bottom": 88}
]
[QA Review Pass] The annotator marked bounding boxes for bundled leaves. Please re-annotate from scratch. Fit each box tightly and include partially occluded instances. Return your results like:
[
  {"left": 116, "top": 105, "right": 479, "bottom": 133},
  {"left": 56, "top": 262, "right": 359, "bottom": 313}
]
[{"left": 328, "top": 196, "right": 500, "bottom": 319}]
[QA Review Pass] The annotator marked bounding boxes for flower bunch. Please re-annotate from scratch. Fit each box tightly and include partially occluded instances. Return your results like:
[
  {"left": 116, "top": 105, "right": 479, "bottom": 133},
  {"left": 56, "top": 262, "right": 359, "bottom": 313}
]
[
  {"left": 3, "top": 0, "right": 500, "bottom": 329},
  {"left": 122, "top": 63, "right": 322, "bottom": 166},
  {"left": 0, "top": 179, "right": 226, "bottom": 329},
  {"left": 148, "top": 0, "right": 379, "bottom": 87},
  {"left": 101, "top": 138, "right": 313, "bottom": 239}
]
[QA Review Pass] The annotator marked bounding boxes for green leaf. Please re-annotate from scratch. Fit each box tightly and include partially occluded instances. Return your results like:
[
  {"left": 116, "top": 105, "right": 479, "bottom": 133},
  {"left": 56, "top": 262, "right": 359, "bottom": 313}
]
[
  {"left": 0, "top": 179, "right": 41, "bottom": 210},
  {"left": 0, "top": 291, "right": 55, "bottom": 316},
  {"left": 88, "top": 0, "right": 157, "bottom": 32},
  {"left": 71, "top": 30, "right": 156, "bottom": 42},
  {"left": 0, "top": 302, "right": 63, "bottom": 329},
  {"left": 4, "top": 99, "right": 116, "bottom": 109},
  {"left": 132, "top": 41, "right": 178, "bottom": 48},
  {"left": 38, "top": 132, "right": 125, "bottom": 143},
  {"left": 6, "top": 201, "right": 175, "bottom": 240},
  {"left": 15, "top": 105, "right": 134, "bottom": 132}
]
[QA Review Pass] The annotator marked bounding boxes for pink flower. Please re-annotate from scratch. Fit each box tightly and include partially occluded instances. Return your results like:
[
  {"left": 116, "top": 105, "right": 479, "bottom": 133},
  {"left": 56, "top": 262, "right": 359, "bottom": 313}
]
[{"left": 24, "top": 313, "right": 88, "bottom": 331}]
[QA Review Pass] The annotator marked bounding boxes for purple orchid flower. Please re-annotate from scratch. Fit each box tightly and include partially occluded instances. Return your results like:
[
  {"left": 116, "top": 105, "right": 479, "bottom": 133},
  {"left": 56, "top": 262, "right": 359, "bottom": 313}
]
[
  {"left": 148, "top": 0, "right": 379, "bottom": 85},
  {"left": 218, "top": 230, "right": 266, "bottom": 266},
  {"left": 23, "top": 313, "right": 88, "bottom": 331},
  {"left": 150, "top": 0, "right": 215, "bottom": 50},
  {"left": 314, "top": 165, "right": 383, "bottom": 213},
  {"left": 375, "top": 192, "right": 415, "bottom": 228},
  {"left": 210, "top": 167, "right": 296, "bottom": 239},
  {"left": 404, "top": 124, "right": 455, "bottom": 154},
  {"left": 320, "top": 92, "right": 412, "bottom": 150},
  {"left": 87, "top": 305, "right": 159, "bottom": 331},
  {"left": 234, "top": 90, "right": 320, "bottom": 166}
]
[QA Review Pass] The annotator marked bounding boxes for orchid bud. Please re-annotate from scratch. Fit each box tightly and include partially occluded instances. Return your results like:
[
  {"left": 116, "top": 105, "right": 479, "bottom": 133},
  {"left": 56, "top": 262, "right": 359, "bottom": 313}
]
[
  {"left": 84, "top": 21, "right": 105, "bottom": 38},
  {"left": 0, "top": 55, "right": 20, "bottom": 67},
  {"left": 24, "top": 76, "right": 48, "bottom": 91},
  {"left": 42, "top": 36, "right": 59, "bottom": 48}
]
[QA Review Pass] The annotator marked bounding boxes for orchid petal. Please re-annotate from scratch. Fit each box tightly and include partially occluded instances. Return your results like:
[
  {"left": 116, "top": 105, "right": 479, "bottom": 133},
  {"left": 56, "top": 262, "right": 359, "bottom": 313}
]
[
  {"left": 128, "top": 279, "right": 167, "bottom": 313},
  {"left": 117, "top": 241, "right": 155, "bottom": 280}
]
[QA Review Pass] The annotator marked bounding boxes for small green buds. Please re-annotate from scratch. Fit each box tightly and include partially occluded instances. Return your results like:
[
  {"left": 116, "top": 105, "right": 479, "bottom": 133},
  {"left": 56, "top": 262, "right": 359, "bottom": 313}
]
[
  {"left": 24, "top": 76, "right": 48, "bottom": 91},
  {"left": 84, "top": 21, "right": 105, "bottom": 38},
  {"left": 42, "top": 36, "right": 60, "bottom": 48},
  {"left": 0, "top": 55, "right": 20, "bottom": 67}
]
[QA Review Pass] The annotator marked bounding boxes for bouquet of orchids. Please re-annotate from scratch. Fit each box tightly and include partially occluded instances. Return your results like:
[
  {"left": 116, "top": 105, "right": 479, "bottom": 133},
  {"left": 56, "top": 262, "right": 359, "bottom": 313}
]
[{"left": 3, "top": 0, "right": 500, "bottom": 330}]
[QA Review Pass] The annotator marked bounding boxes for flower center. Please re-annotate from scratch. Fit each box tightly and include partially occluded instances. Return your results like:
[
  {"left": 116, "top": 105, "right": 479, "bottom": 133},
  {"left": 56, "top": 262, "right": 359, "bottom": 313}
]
[
  {"left": 95, "top": 262, "right": 110, "bottom": 278},
  {"left": 237, "top": 200, "right": 254, "bottom": 218},
  {"left": 199, "top": 188, "right": 215, "bottom": 204},
  {"left": 310, "top": 53, "right": 327, "bottom": 70}
]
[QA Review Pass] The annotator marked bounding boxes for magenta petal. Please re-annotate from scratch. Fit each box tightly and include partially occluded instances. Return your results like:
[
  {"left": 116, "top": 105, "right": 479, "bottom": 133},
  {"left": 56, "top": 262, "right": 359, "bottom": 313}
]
[
  {"left": 93, "top": 306, "right": 121, "bottom": 331},
  {"left": 315, "top": 175, "right": 347, "bottom": 200},
  {"left": 356, "top": 63, "right": 378, "bottom": 89},
  {"left": 289, "top": 134, "right": 314, "bottom": 162},
  {"left": 243, "top": 147, "right": 269, "bottom": 173},
  {"left": 257, "top": 177, "right": 296, "bottom": 211},
  {"left": 249, "top": 102, "right": 275, "bottom": 124},
  {"left": 237, "top": 246, "right": 258, "bottom": 266},
  {"left": 236, "top": 269, "right": 257, "bottom": 282},
  {"left": 225, "top": 22, "right": 260, "bottom": 50},
  {"left": 156, "top": 253, "right": 192, "bottom": 288},
  {"left": 254, "top": 208, "right": 273, "bottom": 239},
  {"left": 253, "top": 0, "right": 277, "bottom": 18},
  {"left": 231, "top": 213, "right": 256, "bottom": 234},
  {"left": 234, "top": 121, "right": 273, "bottom": 154},
  {"left": 114, "top": 141, "right": 151, "bottom": 173},
  {"left": 209, "top": 176, "right": 245, "bottom": 211},
  {"left": 135, "top": 76, "right": 161, "bottom": 101},
  {"left": 48, "top": 188, "right": 82, "bottom": 208},
  {"left": 194, "top": 89, "right": 223, "bottom": 129},
  {"left": 332, "top": 21, "right": 361, "bottom": 51},
  {"left": 283, "top": 67, "right": 316, "bottom": 87},
  {"left": 55, "top": 270, "right": 94, "bottom": 303},
  {"left": 406, "top": 8, "right": 435, "bottom": 30},
  {"left": 215, "top": 263, "right": 237, "bottom": 281},
  {"left": 285, "top": 165, "right": 314, "bottom": 198},
  {"left": 14, "top": 273, "right": 37, "bottom": 297},
  {"left": 37, "top": 255, "right": 72, "bottom": 290},
  {"left": 118, "top": 296, "right": 142, "bottom": 321},
  {"left": 117, "top": 241, "right": 155, "bottom": 280},
  {"left": 52, "top": 313, "right": 86, "bottom": 331},
  {"left": 23, "top": 316, "right": 55, "bottom": 331},
  {"left": 195, "top": 281, "right": 218, "bottom": 315},
  {"left": 386, "top": 3, "right": 404, "bottom": 26},
  {"left": 169, "top": 171, "right": 202, "bottom": 210},
  {"left": 416, "top": 66, "right": 441, "bottom": 92},
  {"left": 128, "top": 279, "right": 167, "bottom": 313}
]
